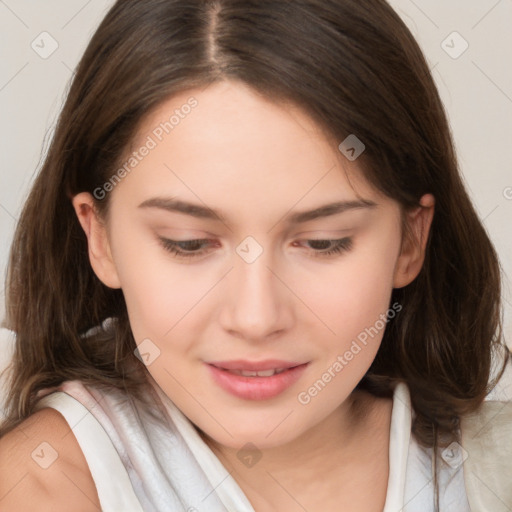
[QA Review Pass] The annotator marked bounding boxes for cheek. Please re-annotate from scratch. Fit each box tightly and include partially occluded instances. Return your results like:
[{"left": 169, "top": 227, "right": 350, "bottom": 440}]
[
  {"left": 109, "top": 231, "right": 208, "bottom": 343},
  {"left": 295, "top": 235, "right": 399, "bottom": 345},
  {"left": 291, "top": 246, "right": 399, "bottom": 410}
]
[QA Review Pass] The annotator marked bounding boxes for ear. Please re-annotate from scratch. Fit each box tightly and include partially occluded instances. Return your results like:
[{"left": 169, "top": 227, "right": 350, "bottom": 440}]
[
  {"left": 72, "top": 192, "right": 122, "bottom": 289},
  {"left": 393, "top": 193, "right": 435, "bottom": 288}
]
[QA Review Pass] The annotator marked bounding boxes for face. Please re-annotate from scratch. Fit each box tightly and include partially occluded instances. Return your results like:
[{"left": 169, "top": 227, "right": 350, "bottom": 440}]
[{"left": 74, "top": 80, "right": 431, "bottom": 451}]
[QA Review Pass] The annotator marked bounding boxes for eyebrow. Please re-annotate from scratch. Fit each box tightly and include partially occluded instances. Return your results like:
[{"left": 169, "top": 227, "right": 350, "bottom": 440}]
[{"left": 138, "top": 197, "right": 377, "bottom": 224}]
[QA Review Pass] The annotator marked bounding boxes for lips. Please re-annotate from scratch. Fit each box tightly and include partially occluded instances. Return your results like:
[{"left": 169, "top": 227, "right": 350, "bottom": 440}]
[
  {"left": 226, "top": 368, "right": 287, "bottom": 377},
  {"left": 208, "top": 359, "right": 306, "bottom": 371},
  {"left": 206, "top": 360, "right": 309, "bottom": 400}
]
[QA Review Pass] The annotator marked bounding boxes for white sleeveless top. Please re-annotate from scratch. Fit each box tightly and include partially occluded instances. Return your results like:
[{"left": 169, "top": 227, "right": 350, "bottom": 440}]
[{"left": 33, "top": 376, "right": 471, "bottom": 512}]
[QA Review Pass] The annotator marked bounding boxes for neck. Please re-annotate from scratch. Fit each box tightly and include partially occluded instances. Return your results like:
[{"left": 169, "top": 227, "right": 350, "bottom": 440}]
[{"left": 197, "top": 390, "right": 390, "bottom": 511}]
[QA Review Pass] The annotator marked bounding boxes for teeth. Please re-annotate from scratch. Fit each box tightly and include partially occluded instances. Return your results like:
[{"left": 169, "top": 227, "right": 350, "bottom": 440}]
[{"left": 228, "top": 368, "right": 287, "bottom": 377}]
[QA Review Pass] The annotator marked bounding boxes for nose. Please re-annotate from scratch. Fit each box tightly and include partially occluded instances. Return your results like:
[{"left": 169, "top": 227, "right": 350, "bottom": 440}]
[{"left": 218, "top": 245, "right": 294, "bottom": 342}]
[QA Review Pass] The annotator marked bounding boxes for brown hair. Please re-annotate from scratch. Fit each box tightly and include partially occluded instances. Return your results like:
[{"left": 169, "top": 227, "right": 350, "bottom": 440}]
[{"left": 1, "top": 0, "right": 509, "bottom": 506}]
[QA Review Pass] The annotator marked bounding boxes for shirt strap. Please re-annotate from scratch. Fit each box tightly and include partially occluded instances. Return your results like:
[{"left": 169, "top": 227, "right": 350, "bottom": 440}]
[{"left": 34, "top": 391, "right": 145, "bottom": 512}]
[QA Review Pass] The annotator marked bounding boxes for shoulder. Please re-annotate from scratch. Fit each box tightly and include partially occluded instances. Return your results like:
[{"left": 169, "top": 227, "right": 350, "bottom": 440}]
[
  {"left": 0, "top": 407, "right": 100, "bottom": 511},
  {"left": 460, "top": 398, "right": 512, "bottom": 454},
  {"left": 460, "top": 399, "right": 512, "bottom": 510}
]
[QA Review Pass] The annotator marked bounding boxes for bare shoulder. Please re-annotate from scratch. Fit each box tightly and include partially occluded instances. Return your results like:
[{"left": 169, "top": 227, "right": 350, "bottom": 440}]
[{"left": 0, "top": 407, "right": 100, "bottom": 511}]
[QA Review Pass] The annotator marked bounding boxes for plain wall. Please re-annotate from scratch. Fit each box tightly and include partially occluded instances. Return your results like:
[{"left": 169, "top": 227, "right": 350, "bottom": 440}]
[{"left": 0, "top": 0, "right": 511, "bottom": 347}]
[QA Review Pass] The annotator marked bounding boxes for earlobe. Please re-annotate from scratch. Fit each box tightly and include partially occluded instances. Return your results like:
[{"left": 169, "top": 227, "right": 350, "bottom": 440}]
[
  {"left": 393, "top": 194, "right": 435, "bottom": 288},
  {"left": 71, "top": 192, "right": 122, "bottom": 289}
]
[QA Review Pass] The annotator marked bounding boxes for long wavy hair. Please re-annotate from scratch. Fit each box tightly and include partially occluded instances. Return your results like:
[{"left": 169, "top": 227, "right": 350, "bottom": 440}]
[{"left": 1, "top": 0, "right": 509, "bottom": 508}]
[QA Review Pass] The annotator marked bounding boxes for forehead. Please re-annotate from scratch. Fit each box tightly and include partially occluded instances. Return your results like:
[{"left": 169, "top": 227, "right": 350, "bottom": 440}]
[{"left": 113, "top": 80, "right": 386, "bottom": 216}]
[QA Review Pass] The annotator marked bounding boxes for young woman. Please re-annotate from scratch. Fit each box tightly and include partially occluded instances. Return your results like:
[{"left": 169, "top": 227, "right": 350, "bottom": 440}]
[{"left": 1, "top": 0, "right": 511, "bottom": 511}]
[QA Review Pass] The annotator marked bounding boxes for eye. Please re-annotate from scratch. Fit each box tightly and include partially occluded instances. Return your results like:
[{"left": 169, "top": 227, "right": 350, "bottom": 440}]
[
  {"left": 158, "top": 237, "right": 214, "bottom": 259},
  {"left": 158, "top": 236, "right": 354, "bottom": 260},
  {"left": 296, "top": 237, "right": 353, "bottom": 257}
]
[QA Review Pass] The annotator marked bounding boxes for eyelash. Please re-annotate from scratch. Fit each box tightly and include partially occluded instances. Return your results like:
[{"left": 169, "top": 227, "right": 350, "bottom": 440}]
[{"left": 158, "top": 237, "right": 353, "bottom": 259}]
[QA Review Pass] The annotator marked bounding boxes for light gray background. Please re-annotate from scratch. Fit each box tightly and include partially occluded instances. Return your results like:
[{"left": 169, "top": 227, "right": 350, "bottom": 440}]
[{"left": 0, "top": 0, "right": 511, "bottom": 347}]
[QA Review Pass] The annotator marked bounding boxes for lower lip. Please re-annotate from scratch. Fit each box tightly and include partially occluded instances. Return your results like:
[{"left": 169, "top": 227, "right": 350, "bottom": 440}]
[{"left": 206, "top": 363, "right": 309, "bottom": 400}]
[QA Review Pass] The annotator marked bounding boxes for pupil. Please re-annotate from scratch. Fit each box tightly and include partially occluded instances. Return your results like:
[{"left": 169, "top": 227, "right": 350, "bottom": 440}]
[
  {"left": 181, "top": 240, "right": 203, "bottom": 251},
  {"left": 309, "top": 240, "right": 331, "bottom": 250}
]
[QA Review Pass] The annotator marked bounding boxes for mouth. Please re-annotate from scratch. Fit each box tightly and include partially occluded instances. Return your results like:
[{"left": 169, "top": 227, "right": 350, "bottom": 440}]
[
  {"left": 206, "top": 360, "right": 310, "bottom": 400},
  {"left": 208, "top": 359, "right": 307, "bottom": 371},
  {"left": 220, "top": 367, "right": 290, "bottom": 377}
]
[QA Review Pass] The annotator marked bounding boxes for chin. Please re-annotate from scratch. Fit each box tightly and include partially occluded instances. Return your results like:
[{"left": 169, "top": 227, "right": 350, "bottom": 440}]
[{"left": 196, "top": 421, "right": 302, "bottom": 452}]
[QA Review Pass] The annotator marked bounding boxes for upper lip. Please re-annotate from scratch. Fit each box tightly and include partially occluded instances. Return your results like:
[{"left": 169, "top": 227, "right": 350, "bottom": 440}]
[{"left": 208, "top": 359, "right": 308, "bottom": 371}]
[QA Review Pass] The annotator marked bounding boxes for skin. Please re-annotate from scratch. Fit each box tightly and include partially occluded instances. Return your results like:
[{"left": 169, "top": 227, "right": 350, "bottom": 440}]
[
  {"left": 0, "top": 408, "right": 101, "bottom": 511},
  {"left": 72, "top": 80, "right": 434, "bottom": 511}
]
